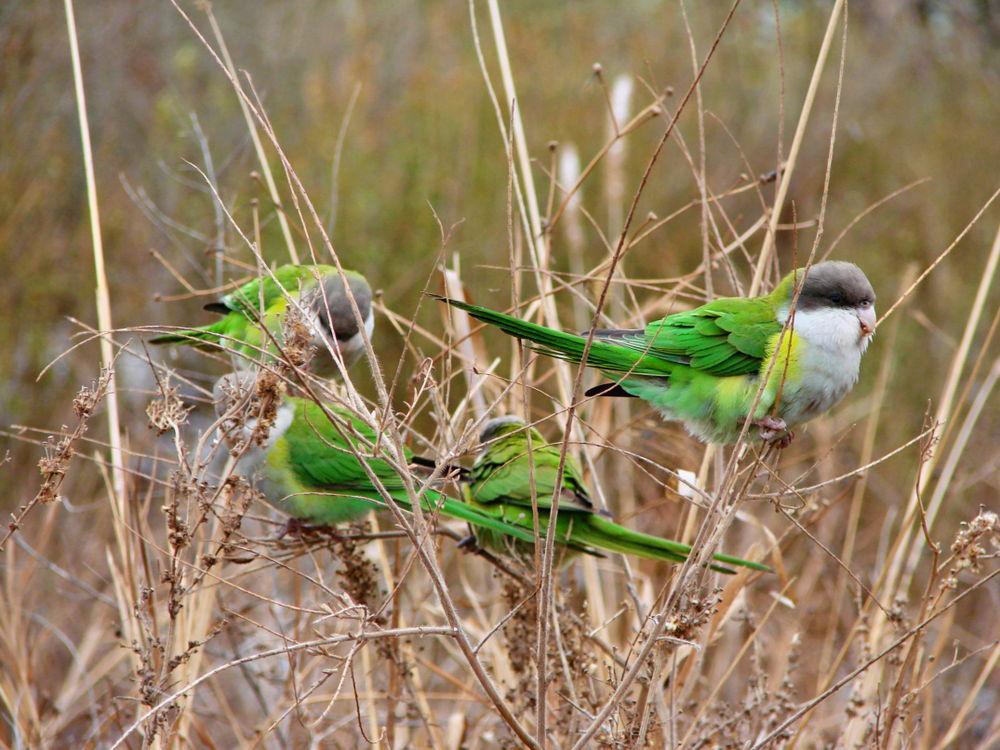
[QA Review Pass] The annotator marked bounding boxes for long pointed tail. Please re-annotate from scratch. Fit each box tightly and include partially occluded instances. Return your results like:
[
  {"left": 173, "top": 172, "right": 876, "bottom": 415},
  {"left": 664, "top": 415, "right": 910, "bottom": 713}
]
[
  {"left": 387, "top": 489, "right": 549, "bottom": 548},
  {"left": 433, "top": 296, "right": 672, "bottom": 377},
  {"left": 149, "top": 322, "right": 225, "bottom": 348},
  {"left": 581, "top": 515, "right": 769, "bottom": 573}
]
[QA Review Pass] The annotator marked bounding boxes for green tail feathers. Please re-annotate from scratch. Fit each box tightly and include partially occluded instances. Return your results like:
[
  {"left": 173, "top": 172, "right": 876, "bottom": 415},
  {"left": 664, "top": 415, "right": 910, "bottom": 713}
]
[
  {"left": 434, "top": 295, "right": 673, "bottom": 376},
  {"left": 583, "top": 515, "right": 769, "bottom": 573},
  {"left": 150, "top": 323, "right": 225, "bottom": 348},
  {"left": 427, "top": 493, "right": 541, "bottom": 545},
  {"left": 388, "top": 489, "right": 545, "bottom": 547}
]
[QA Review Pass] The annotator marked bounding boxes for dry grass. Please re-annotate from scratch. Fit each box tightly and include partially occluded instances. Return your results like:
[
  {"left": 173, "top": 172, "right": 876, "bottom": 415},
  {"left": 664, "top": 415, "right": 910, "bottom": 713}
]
[{"left": 2, "top": 2, "right": 998, "bottom": 748}]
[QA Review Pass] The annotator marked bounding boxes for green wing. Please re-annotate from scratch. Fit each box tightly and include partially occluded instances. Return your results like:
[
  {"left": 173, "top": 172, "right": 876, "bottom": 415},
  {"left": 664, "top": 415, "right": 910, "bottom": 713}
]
[
  {"left": 280, "top": 399, "right": 546, "bottom": 544},
  {"left": 436, "top": 295, "right": 780, "bottom": 379},
  {"left": 217, "top": 264, "right": 334, "bottom": 317},
  {"left": 284, "top": 399, "right": 409, "bottom": 493},
  {"left": 469, "top": 433, "right": 594, "bottom": 514},
  {"left": 602, "top": 297, "right": 782, "bottom": 377},
  {"left": 151, "top": 264, "right": 334, "bottom": 346},
  {"left": 467, "top": 429, "right": 770, "bottom": 573}
]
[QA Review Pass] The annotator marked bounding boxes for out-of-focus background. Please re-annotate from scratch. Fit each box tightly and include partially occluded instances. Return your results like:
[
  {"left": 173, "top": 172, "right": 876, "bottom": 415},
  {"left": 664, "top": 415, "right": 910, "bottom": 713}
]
[
  {"left": 1, "top": 1, "right": 998, "bottom": 747},
  {"left": 4, "top": 1, "right": 998, "bottom": 457}
]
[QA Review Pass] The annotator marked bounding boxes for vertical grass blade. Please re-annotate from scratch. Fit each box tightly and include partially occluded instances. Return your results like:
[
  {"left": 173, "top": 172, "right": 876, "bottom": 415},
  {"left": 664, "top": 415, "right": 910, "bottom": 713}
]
[{"left": 63, "top": 0, "right": 125, "bottom": 509}]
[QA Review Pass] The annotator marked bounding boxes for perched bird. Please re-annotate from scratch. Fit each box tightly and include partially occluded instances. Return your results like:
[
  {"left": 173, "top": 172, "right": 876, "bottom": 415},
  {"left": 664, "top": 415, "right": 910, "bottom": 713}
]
[
  {"left": 153, "top": 264, "right": 373, "bottom": 378},
  {"left": 212, "top": 374, "right": 540, "bottom": 544},
  {"left": 464, "top": 416, "right": 768, "bottom": 572},
  {"left": 439, "top": 261, "right": 875, "bottom": 445}
]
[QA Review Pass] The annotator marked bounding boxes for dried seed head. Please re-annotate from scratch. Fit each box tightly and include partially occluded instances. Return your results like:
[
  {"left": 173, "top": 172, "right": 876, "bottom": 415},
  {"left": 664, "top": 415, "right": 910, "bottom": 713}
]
[
  {"left": 73, "top": 368, "right": 112, "bottom": 418},
  {"left": 330, "top": 522, "right": 388, "bottom": 637},
  {"left": 36, "top": 434, "right": 75, "bottom": 503},
  {"left": 250, "top": 370, "right": 282, "bottom": 447},
  {"left": 213, "top": 371, "right": 286, "bottom": 452},
  {"left": 944, "top": 509, "right": 999, "bottom": 588},
  {"left": 277, "top": 304, "right": 316, "bottom": 375},
  {"left": 146, "top": 381, "right": 191, "bottom": 436}
]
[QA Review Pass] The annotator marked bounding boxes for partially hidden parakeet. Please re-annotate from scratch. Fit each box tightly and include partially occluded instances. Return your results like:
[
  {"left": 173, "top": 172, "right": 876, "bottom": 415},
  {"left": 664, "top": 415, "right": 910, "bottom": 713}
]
[
  {"left": 212, "top": 374, "right": 541, "bottom": 545},
  {"left": 439, "top": 262, "right": 875, "bottom": 445},
  {"left": 464, "top": 416, "right": 769, "bottom": 573},
  {"left": 154, "top": 264, "right": 373, "bottom": 378}
]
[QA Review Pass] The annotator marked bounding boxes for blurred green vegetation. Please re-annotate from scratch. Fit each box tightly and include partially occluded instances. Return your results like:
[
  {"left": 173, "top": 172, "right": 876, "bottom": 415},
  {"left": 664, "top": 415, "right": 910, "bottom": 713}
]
[{"left": 1, "top": 0, "right": 997, "bottom": 505}]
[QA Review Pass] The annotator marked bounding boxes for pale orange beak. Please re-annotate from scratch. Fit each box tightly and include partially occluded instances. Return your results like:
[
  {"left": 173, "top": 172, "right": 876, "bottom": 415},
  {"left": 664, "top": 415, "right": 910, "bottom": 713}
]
[{"left": 858, "top": 306, "right": 876, "bottom": 337}]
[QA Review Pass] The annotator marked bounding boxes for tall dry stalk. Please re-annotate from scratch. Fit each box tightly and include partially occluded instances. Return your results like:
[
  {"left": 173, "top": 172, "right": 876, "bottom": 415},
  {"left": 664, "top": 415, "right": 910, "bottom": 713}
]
[
  {"left": 749, "top": 0, "right": 846, "bottom": 294},
  {"left": 63, "top": 0, "right": 125, "bottom": 509}
]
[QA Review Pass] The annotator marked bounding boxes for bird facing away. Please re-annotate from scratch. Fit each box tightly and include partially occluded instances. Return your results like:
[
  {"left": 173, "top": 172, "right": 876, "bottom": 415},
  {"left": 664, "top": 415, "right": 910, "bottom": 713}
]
[
  {"left": 212, "top": 374, "right": 542, "bottom": 545},
  {"left": 464, "top": 416, "right": 768, "bottom": 573},
  {"left": 153, "top": 264, "right": 373, "bottom": 379},
  {"left": 440, "top": 262, "right": 875, "bottom": 445}
]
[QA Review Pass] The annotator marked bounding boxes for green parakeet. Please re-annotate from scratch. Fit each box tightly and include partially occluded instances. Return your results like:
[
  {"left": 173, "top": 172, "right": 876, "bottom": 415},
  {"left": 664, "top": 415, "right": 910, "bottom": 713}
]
[
  {"left": 154, "top": 264, "right": 373, "bottom": 378},
  {"left": 212, "top": 374, "right": 542, "bottom": 545},
  {"left": 464, "top": 416, "right": 769, "bottom": 572},
  {"left": 439, "top": 262, "right": 875, "bottom": 445}
]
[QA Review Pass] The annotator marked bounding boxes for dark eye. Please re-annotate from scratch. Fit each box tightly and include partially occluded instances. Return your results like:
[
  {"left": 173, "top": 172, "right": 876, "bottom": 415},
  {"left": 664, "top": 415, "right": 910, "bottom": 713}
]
[
  {"left": 829, "top": 293, "right": 846, "bottom": 306},
  {"left": 859, "top": 298, "right": 872, "bottom": 308}
]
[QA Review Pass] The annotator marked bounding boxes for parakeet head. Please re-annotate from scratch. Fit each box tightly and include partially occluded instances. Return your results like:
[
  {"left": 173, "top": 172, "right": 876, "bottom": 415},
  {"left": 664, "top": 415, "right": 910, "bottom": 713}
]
[
  {"left": 778, "top": 261, "right": 876, "bottom": 342},
  {"left": 477, "top": 415, "right": 546, "bottom": 448},
  {"left": 312, "top": 272, "right": 373, "bottom": 343}
]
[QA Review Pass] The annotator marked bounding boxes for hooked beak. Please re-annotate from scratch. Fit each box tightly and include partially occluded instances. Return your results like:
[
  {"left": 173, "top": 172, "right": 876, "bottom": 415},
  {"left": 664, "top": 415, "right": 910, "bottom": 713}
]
[{"left": 857, "top": 306, "right": 876, "bottom": 337}]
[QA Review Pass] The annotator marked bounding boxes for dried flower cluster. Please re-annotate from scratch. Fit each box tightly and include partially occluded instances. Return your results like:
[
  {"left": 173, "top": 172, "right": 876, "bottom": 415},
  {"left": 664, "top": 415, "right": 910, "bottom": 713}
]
[
  {"left": 146, "top": 379, "right": 191, "bottom": 435},
  {"left": 944, "top": 509, "right": 999, "bottom": 589},
  {"left": 329, "top": 522, "right": 387, "bottom": 626}
]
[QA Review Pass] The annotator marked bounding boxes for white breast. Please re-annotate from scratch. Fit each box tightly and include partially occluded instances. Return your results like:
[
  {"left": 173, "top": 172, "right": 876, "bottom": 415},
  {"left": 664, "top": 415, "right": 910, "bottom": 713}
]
[
  {"left": 341, "top": 310, "right": 375, "bottom": 362},
  {"left": 776, "top": 305, "right": 872, "bottom": 426},
  {"left": 308, "top": 309, "right": 373, "bottom": 374}
]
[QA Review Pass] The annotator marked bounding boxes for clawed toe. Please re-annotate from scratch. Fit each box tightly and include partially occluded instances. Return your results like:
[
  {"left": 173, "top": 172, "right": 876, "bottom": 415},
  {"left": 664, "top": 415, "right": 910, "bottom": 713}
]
[
  {"left": 754, "top": 415, "right": 786, "bottom": 432},
  {"left": 751, "top": 417, "right": 793, "bottom": 448},
  {"left": 771, "top": 430, "right": 794, "bottom": 449},
  {"left": 274, "top": 517, "right": 328, "bottom": 541},
  {"left": 275, "top": 518, "right": 303, "bottom": 540}
]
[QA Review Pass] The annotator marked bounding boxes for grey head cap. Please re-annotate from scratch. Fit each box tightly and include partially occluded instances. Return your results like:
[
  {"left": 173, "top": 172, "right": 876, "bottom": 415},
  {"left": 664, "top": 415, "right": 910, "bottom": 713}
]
[
  {"left": 314, "top": 273, "right": 373, "bottom": 340},
  {"left": 478, "top": 415, "right": 526, "bottom": 444},
  {"left": 797, "top": 261, "right": 875, "bottom": 311}
]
